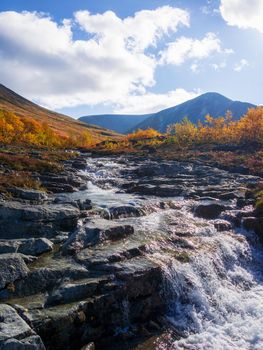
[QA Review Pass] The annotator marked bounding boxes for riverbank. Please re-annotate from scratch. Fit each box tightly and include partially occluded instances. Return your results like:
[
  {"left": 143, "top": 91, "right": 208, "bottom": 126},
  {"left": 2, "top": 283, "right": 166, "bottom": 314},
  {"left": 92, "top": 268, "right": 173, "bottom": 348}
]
[{"left": 0, "top": 153, "right": 263, "bottom": 349}]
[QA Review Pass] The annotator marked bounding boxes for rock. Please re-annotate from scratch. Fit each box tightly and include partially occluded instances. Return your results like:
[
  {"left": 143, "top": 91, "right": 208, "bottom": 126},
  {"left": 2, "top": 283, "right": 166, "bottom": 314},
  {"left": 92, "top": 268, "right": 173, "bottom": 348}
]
[
  {"left": 17, "top": 238, "right": 53, "bottom": 256},
  {"left": 0, "top": 254, "right": 29, "bottom": 290},
  {"left": 0, "top": 201, "right": 80, "bottom": 239},
  {"left": 108, "top": 205, "right": 144, "bottom": 219},
  {"left": 62, "top": 220, "right": 134, "bottom": 255},
  {"left": 0, "top": 335, "right": 46, "bottom": 350},
  {"left": 45, "top": 277, "right": 112, "bottom": 307},
  {"left": 214, "top": 220, "right": 233, "bottom": 232},
  {"left": 243, "top": 217, "right": 263, "bottom": 241},
  {"left": 8, "top": 188, "right": 48, "bottom": 202},
  {"left": 72, "top": 160, "right": 87, "bottom": 170},
  {"left": 5, "top": 264, "right": 90, "bottom": 299},
  {"left": 77, "top": 199, "right": 92, "bottom": 211},
  {"left": 81, "top": 343, "right": 95, "bottom": 350},
  {"left": 0, "top": 241, "right": 20, "bottom": 254},
  {"left": 0, "top": 304, "right": 33, "bottom": 341},
  {"left": 194, "top": 203, "right": 227, "bottom": 219}
]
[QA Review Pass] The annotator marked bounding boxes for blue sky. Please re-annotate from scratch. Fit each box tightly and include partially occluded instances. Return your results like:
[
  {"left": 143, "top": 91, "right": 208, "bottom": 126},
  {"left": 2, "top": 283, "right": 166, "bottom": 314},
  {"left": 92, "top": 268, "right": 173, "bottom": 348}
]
[{"left": 0, "top": 0, "right": 262, "bottom": 118}]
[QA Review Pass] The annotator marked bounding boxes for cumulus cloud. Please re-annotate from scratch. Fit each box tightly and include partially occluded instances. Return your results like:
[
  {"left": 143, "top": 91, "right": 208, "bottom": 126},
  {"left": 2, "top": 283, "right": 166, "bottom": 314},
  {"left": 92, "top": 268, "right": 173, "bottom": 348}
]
[
  {"left": 0, "top": 8, "right": 191, "bottom": 110},
  {"left": 114, "top": 89, "right": 200, "bottom": 114},
  {"left": 220, "top": 0, "right": 263, "bottom": 33},
  {"left": 0, "top": 7, "right": 229, "bottom": 113},
  {"left": 234, "top": 59, "right": 250, "bottom": 72},
  {"left": 159, "top": 33, "right": 224, "bottom": 66}
]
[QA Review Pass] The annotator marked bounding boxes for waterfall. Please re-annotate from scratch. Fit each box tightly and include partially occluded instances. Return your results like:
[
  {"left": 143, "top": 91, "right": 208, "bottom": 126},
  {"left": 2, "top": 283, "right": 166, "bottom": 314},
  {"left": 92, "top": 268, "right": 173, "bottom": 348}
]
[{"left": 152, "top": 228, "right": 263, "bottom": 350}]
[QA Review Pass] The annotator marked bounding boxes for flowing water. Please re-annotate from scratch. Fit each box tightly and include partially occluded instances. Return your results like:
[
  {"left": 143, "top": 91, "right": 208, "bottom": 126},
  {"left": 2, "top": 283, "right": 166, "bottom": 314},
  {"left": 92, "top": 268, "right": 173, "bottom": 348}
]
[{"left": 74, "top": 157, "right": 263, "bottom": 350}]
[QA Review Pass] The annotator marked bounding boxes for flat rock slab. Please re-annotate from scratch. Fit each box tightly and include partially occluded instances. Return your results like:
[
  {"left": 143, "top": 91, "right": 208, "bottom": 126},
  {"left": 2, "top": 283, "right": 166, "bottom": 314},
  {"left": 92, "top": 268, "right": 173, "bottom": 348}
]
[
  {"left": 0, "top": 238, "right": 53, "bottom": 256},
  {"left": 62, "top": 219, "right": 134, "bottom": 254},
  {"left": 0, "top": 201, "right": 80, "bottom": 222},
  {"left": 0, "top": 254, "right": 29, "bottom": 290}
]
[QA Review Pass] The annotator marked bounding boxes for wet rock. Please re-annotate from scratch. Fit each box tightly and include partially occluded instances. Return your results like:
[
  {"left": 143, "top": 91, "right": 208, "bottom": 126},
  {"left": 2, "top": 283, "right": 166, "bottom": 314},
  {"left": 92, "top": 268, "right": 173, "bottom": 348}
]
[
  {"left": 0, "top": 254, "right": 29, "bottom": 290},
  {"left": 243, "top": 217, "right": 263, "bottom": 241},
  {"left": 214, "top": 220, "right": 233, "bottom": 232},
  {"left": 62, "top": 220, "right": 134, "bottom": 255},
  {"left": 72, "top": 160, "right": 87, "bottom": 170},
  {"left": 81, "top": 343, "right": 95, "bottom": 350},
  {"left": 109, "top": 205, "right": 144, "bottom": 219},
  {"left": 17, "top": 238, "right": 53, "bottom": 256},
  {"left": 45, "top": 277, "right": 113, "bottom": 307},
  {"left": 75, "top": 241, "right": 146, "bottom": 268},
  {"left": 194, "top": 203, "right": 227, "bottom": 219},
  {"left": 6, "top": 264, "right": 90, "bottom": 299}
]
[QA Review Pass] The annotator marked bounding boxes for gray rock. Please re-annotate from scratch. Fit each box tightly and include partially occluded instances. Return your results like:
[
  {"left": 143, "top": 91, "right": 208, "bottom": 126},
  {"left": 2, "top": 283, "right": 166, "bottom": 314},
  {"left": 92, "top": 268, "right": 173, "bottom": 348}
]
[
  {"left": 8, "top": 188, "right": 48, "bottom": 202},
  {"left": 0, "top": 335, "right": 46, "bottom": 350},
  {"left": 0, "top": 304, "right": 33, "bottom": 342},
  {"left": 18, "top": 238, "right": 53, "bottom": 256},
  {"left": 0, "top": 201, "right": 80, "bottom": 239},
  {"left": 194, "top": 203, "right": 227, "bottom": 219},
  {"left": 0, "top": 254, "right": 29, "bottom": 290},
  {"left": 62, "top": 219, "right": 134, "bottom": 255}
]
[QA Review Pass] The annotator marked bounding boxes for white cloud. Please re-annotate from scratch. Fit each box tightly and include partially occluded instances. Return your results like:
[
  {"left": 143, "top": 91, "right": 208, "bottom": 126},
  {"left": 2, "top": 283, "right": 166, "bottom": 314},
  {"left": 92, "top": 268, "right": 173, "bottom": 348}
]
[
  {"left": 211, "top": 61, "right": 226, "bottom": 70},
  {"left": 114, "top": 89, "right": 200, "bottom": 114},
  {"left": 0, "top": 8, "right": 190, "bottom": 110},
  {"left": 220, "top": 0, "right": 263, "bottom": 33},
  {"left": 234, "top": 59, "right": 250, "bottom": 72},
  {"left": 190, "top": 63, "right": 200, "bottom": 73},
  {"left": 159, "top": 33, "right": 224, "bottom": 66}
]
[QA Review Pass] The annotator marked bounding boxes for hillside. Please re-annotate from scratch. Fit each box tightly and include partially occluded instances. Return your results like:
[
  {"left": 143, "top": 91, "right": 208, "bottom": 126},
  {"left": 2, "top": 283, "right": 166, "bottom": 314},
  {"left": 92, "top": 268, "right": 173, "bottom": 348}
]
[
  {"left": 79, "top": 114, "right": 151, "bottom": 134},
  {"left": 129, "top": 93, "right": 256, "bottom": 133},
  {"left": 0, "top": 84, "right": 119, "bottom": 140}
]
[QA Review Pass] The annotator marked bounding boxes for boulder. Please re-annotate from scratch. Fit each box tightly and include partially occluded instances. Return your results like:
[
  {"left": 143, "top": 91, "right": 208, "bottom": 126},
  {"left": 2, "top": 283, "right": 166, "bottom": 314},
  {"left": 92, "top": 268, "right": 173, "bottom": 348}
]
[
  {"left": 0, "top": 254, "right": 29, "bottom": 290},
  {"left": 194, "top": 203, "right": 227, "bottom": 219}
]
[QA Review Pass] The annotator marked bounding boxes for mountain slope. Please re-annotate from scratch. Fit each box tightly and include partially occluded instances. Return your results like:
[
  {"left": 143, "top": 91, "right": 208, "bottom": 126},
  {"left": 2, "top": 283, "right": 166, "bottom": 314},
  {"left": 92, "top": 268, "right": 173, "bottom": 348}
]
[
  {"left": 79, "top": 114, "right": 151, "bottom": 134},
  {"left": 130, "top": 93, "right": 256, "bottom": 133},
  {"left": 0, "top": 84, "right": 119, "bottom": 140}
]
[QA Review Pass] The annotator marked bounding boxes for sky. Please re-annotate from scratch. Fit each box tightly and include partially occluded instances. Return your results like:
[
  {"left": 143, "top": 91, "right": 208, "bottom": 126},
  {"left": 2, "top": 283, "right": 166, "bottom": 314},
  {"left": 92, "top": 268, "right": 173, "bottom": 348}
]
[{"left": 0, "top": 0, "right": 262, "bottom": 118}]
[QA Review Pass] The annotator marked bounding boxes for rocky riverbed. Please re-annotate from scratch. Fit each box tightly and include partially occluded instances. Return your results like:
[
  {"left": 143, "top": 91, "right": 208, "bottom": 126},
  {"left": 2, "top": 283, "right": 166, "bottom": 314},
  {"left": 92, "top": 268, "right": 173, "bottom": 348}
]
[{"left": 0, "top": 155, "right": 263, "bottom": 350}]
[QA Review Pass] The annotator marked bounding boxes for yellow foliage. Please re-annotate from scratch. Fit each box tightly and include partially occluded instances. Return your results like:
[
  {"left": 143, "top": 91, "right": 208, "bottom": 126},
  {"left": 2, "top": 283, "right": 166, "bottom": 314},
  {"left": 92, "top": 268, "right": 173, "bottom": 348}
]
[
  {"left": 167, "top": 108, "right": 263, "bottom": 147},
  {"left": 0, "top": 109, "right": 97, "bottom": 148},
  {"left": 126, "top": 128, "right": 161, "bottom": 140}
]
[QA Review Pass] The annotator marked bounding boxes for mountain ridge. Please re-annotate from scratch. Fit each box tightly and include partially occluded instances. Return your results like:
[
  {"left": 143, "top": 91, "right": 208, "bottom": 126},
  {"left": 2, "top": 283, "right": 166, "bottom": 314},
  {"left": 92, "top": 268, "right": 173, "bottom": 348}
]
[
  {"left": 79, "top": 92, "right": 256, "bottom": 134},
  {"left": 0, "top": 84, "right": 119, "bottom": 140}
]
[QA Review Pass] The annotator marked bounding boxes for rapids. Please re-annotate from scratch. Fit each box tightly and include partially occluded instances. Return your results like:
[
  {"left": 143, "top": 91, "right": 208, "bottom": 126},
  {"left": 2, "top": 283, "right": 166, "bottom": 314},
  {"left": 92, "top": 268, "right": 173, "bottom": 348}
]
[{"left": 71, "top": 156, "right": 263, "bottom": 350}]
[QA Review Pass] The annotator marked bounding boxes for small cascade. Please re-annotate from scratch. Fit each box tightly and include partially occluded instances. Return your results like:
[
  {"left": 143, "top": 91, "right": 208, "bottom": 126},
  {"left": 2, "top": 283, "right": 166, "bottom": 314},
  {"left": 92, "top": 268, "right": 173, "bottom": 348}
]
[{"left": 151, "top": 227, "right": 263, "bottom": 350}]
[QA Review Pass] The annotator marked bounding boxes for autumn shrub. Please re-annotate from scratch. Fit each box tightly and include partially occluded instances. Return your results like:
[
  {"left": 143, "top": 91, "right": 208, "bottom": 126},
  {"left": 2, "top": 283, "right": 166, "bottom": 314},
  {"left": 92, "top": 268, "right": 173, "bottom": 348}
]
[
  {"left": 126, "top": 128, "right": 161, "bottom": 140},
  {"left": 166, "top": 107, "right": 263, "bottom": 148},
  {"left": 0, "top": 109, "right": 98, "bottom": 149}
]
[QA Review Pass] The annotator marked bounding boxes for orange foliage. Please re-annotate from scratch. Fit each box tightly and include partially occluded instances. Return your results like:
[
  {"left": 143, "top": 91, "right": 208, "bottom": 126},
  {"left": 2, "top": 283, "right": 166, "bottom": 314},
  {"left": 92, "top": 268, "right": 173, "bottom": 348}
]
[
  {"left": 167, "top": 107, "right": 263, "bottom": 147},
  {"left": 126, "top": 128, "right": 161, "bottom": 140},
  {"left": 0, "top": 109, "right": 96, "bottom": 148}
]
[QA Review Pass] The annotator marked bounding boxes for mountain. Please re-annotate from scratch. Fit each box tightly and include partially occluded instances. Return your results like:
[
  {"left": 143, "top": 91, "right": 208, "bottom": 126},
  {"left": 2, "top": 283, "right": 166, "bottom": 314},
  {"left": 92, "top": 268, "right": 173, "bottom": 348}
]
[
  {"left": 79, "top": 114, "right": 151, "bottom": 134},
  {"left": 129, "top": 93, "right": 256, "bottom": 133},
  {"left": 0, "top": 84, "right": 118, "bottom": 140}
]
